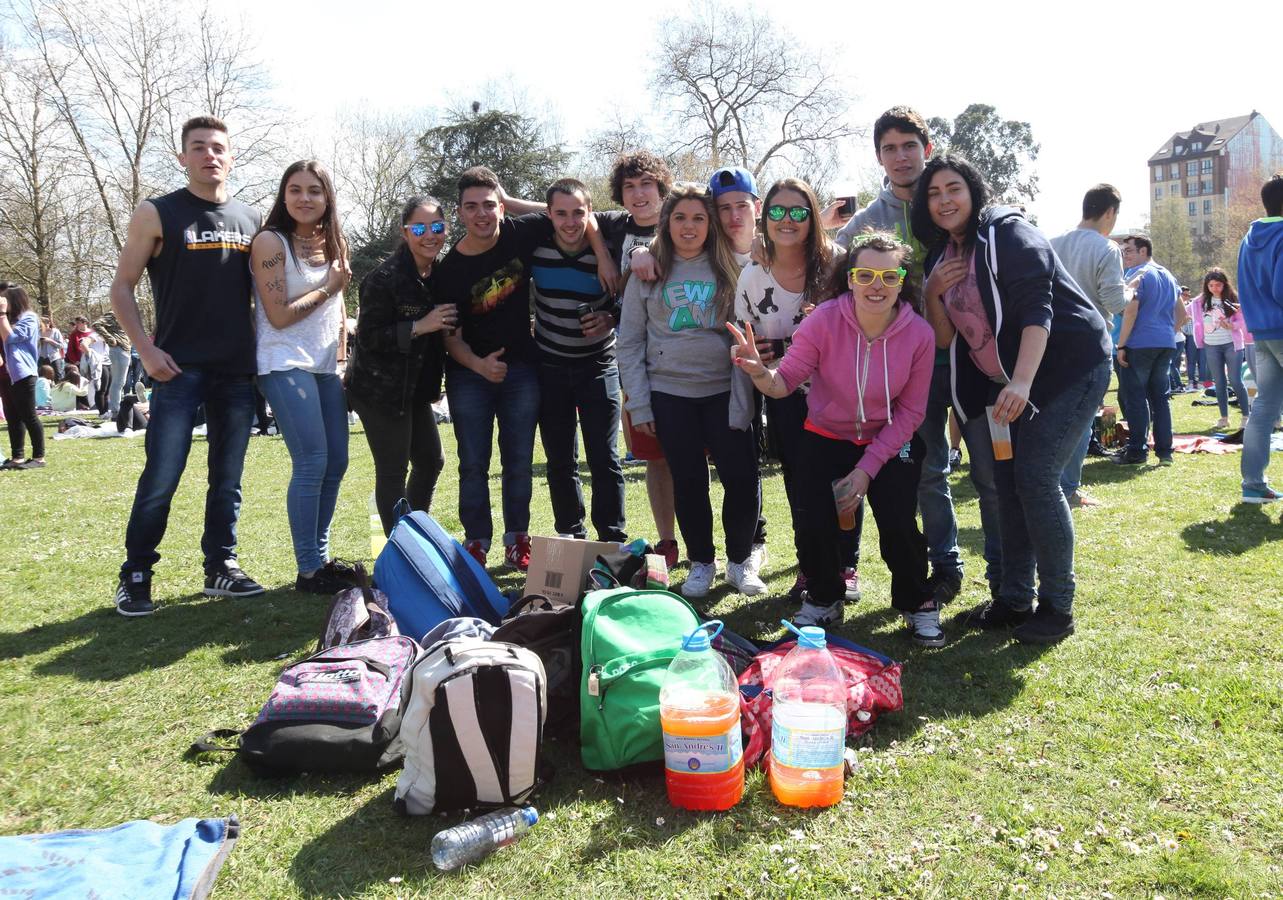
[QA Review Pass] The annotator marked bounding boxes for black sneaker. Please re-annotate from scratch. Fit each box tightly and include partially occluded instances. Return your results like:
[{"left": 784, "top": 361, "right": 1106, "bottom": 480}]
[
  {"left": 295, "top": 568, "right": 355, "bottom": 596},
  {"left": 204, "top": 563, "right": 266, "bottom": 598},
  {"left": 1086, "top": 438, "right": 1109, "bottom": 458},
  {"left": 961, "top": 599, "right": 1032, "bottom": 630},
  {"left": 115, "top": 572, "right": 156, "bottom": 617},
  {"left": 1110, "top": 449, "right": 1147, "bottom": 465},
  {"left": 1012, "top": 606, "right": 1075, "bottom": 644},
  {"left": 321, "top": 558, "right": 361, "bottom": 584},
  {"left": 929, "top": 569, "right": 963, "bottom": 605}
]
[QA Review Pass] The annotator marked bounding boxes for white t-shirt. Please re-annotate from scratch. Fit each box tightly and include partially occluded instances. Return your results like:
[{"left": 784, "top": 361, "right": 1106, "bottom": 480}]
[
  {"left": 733, "top": 261, "right": 807, "bottom": 341},
  {"left": 254, "top": 232, "right": 344, "bottom": 375},
  {"left": 1202, "top": 299, "right": 1234, "bottom": 346}
]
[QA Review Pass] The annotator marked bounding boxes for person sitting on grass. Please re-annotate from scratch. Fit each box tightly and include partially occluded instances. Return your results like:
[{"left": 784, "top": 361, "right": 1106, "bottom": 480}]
[
  {"left": 35, "top": 364, "right": 55, "bottom": 410},
  {"left": 50, "top": 367, "right": 91, "bottom": 413},
  {"left": 730, "top": 232, "right": 939, "bottom": 641}
]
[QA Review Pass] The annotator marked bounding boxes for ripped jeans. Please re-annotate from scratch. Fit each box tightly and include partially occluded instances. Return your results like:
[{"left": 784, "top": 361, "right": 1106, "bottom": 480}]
[{"left": 258, "top": 369, "right": 350, "bottom": 574}]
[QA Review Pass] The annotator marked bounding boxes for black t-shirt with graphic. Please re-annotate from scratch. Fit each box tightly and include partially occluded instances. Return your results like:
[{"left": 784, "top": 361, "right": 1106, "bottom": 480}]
[
  {"left": 146, "top": 188, "right": 261, "bottom": 374},
  {"left": 433, "top": 214, "right": 555, "bottom": 367},
  {"left": 598, "top": 210, "right": 656, "bottom": 273}
]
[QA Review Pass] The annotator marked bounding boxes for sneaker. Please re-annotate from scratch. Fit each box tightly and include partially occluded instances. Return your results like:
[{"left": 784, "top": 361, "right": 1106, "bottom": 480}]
[
  {"left": 656, "top": 539, "right": 680, "bottom": 570},
  {"left": 504, "top": 534, "right": 532, "bottom": 571},
  {"left": 961, "top": 599, "right": 1032, "bottom": 630},
  {"left": 1110, "top": 449, "right": 1147, "bottom": 465},
  {"left": 947, "top": 448, "right": 963, "bottom": 472},
  {"left": 1012, "top": 605, "right": 1075, "bottom": 644},
  {"left": 114, "top": 572, "right": 155, "bottom": 617},
  {"left": 842, "top": 567, "right": 862, "bottom": 602},
  {"left": 464, "top": 539, "right": 487, "bottom": 567},
  {"left": 18, "top": 458, "right": 46, "bottom": 469},
  {"left": 929, "top": 569, "right": 963, "bottom": 605},
  {"left": 1086, "top": 437, "right": 1109, "bottom": 457},
  {"left": 792, "top": 598, "right": 844, "bottom": 628},
  {"left": 746, "top": 541, "right": 768, "bottom": 578},
  {"left": 726, "top": 560, "right": 767, "bottom": 596},
  {"left": 1241, "top": 486, "right": 1281, "bottom": 504},
  {"left": 787, "top": 573, "right": 808, "bottom": 602},
  {"left": 1066, "top": 490, "right": 1103, "bottom": 509},
  {"left": 321, "top": 558, "right": 361, "bottom": 584},
  {"left": 1157, "top": 455, "right": 1174, "bottom": 467},
  {"left": 295, "top": 567, "right": 354, "bottom": 595},
  {"left": 902, "top": 602, "right": 946, "bottom": 647},
  {"left": 1214, "top": 417, "right": 1231, "bottom": 430},
  {"left": 203, "top": 563, "right": 266, "bottom": 598},
  {"left": 681, "top": 561, "right": 717, "bottom": 598}
]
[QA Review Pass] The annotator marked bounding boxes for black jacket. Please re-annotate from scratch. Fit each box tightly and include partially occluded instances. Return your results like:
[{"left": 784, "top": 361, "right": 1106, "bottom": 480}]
[
  {"left": 924, "top": 207, "right": 1111, "bottom": 422},
  {"left": 343, "top": 244, "right": 445, "bottom": 415}
]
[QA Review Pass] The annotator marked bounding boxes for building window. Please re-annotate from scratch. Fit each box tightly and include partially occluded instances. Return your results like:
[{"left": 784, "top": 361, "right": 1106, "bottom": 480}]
[
  {"left": 1204, "top": 200, "right": 1213, "bottom": 214},
  {"left": 1187, "top": 161, "right": 1198, "bottom": 176},
  {"left": 1170, "top": 163, "right": 1180, "bottom": 178},
  {"left": 1188, "top": 202, "right": 1197, "bottom": 216},
  {"left": 1201, "top": 158, "right": 1213, "bottom": 174},
  {"left": 1192, "top": 142, "right": 1203, "bottom": 151},
  {"left": 1155, "top": 186, "right": 1163, "bottom": 199},
  {"left": 1154, "top": 167, "right": 1164, "bottom": 181},
  {"left": 1202, "top": 179, "right": 1212, "bottom": 194}
]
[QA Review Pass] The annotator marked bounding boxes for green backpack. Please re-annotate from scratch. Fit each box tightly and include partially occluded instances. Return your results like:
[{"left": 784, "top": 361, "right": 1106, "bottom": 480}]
[{"left": 579, "top": 586, "right": 701, "bottom": 772}]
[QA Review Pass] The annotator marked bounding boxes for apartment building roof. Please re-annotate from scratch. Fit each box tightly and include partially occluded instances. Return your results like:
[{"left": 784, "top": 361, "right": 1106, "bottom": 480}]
[{"left": 1147, "top": 112, "right": 1258, "bottom": 165}]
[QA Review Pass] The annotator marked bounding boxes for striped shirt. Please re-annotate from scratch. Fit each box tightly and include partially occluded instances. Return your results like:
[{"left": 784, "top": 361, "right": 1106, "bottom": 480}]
[{"left": 531, "top": 243, "right": 617, "bottom": 361}]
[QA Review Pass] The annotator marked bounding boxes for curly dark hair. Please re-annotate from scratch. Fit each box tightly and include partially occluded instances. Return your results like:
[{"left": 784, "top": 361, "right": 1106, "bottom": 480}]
[
  {"left": 910, "top": 154, "right": 992, "bottom": 252},
  {"left": 609, "top": 151, "right": 673, "bottom": 206},
  {"left": 826, "top": 230, "right": 921, "bottom": 314}
]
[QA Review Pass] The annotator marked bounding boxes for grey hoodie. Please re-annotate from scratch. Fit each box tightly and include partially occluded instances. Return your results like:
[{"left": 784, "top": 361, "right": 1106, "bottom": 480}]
[
  {"left": 617, "top": 252, "right": 733, "bottom": 426},
  {"left": 835, "top": 181, "right": 921, "bottom": 258}
]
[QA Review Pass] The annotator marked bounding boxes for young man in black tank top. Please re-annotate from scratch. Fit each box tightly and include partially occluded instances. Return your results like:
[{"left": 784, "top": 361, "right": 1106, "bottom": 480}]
[{"left": 109, "top": 116, "right": 264, "bottom": 616}]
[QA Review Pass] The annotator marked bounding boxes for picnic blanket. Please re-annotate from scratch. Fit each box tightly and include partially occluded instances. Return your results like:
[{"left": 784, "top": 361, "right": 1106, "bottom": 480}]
[
  {"left": 1169, "top": 434, "right": 1241, "bottom": 455},
  {"left": 0, "top": 815, "right": 238, "bottom": 899}
]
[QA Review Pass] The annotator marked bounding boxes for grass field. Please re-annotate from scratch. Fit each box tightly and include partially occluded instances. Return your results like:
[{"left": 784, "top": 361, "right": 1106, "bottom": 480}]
[{"left": 1, "top": 381, "right": 1281, "bottom": 899}]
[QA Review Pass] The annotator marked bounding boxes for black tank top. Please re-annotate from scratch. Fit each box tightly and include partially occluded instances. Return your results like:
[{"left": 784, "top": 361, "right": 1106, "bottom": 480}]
[{"left": 146, "top": 188, "right": 261, "bottom": 374}]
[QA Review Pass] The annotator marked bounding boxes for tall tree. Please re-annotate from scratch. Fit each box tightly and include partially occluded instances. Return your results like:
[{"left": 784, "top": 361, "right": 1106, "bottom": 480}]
[
  {"left": 1148, "top": 200, "right": 1200, "bottom": 288},
  {"left": 651, "top": 5, "right": 858, "bottom": 187},
  {"left": 929, "top": 104, "right": 1041, "bottom": 205}
]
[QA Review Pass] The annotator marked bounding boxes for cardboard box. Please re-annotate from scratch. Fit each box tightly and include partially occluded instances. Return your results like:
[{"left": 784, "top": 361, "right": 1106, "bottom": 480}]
[{"left": 524, "top": 536, "right": 621, "bottom": 604}]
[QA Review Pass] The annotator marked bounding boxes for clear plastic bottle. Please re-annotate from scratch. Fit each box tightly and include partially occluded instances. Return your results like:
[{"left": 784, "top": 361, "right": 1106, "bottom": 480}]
[
  {"left": 659, "top": 620, "right": 745, "bottom": 811},
  {"left": 430, "top": 806, "right": 539, "bottom": 871},
  {"left": 769, "top": 621, "right": 847, "bottom": 808},
  {"left": 369, "top": 492, "right": 386, "bottom": 559}
]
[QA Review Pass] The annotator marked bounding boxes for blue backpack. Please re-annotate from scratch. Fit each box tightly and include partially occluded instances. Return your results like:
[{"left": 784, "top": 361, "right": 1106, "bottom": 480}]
[{"left": 373, "top": 504, "right": 507, "bottom": 641}]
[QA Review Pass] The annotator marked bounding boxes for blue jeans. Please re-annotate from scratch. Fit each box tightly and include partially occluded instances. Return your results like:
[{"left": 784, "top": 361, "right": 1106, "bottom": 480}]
[
  {"left": 121, "top": 368, "right": 255, "bottom": 578},
  {"left": 258, "top": 370, "right": 350, "bottom": 573},
  {"left": 1204, "top": 342, "right": 1248, "bottom": 419},
  {"left": 1060, "top": 425, "right": 1093, "bottom": 496},
  {"left": 995, "top": 359, "right": 1111, "bottom": 615},
  {"left": 1182, "top": 334, "right": 1200, "bottom": 384},
  {"left": 446, "top": 361, "right": 539, "bottom": 546},
  {"left": 917, "top": 363, "right": 961, "bottom": 576},
  {"left": 1241, "top": 339, "right": 1283, "bottom": 491},
  {"left": 1119, "top": 346, "right": 1174, "bottom": 458},
  {"left": 538, "top": 356, "right": 626, "bottom": 542},
  {"left": 956, "top": 410, "right": 1004, "bottom": 591},
  {"left": 108, "top": 346, "right": 131, "bottom": 416}
]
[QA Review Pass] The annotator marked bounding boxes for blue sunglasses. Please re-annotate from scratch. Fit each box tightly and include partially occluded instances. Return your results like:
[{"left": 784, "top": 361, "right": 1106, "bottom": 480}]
[{"left": 407, "top": 221, "right": 445, "bottom": 236}]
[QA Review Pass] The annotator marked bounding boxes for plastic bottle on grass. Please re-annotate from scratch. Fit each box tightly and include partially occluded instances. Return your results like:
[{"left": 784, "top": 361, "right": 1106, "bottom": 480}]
[
  {"left": 369, "top": 492, "right": 385, "bottom": 558},
  {"left": 659, "top": 619, "right": 745, "bottom": 811},
  {"left": 430, "top": 807, "right": 538, "bottom": 871},
  {"left": 769, "top": 620, "right": 847, "bottom": 808}
]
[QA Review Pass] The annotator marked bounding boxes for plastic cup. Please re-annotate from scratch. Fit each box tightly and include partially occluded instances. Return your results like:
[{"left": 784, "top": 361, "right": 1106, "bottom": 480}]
[
  {"left": 832, "top": 478, "right": 857, "bottom": 530},
  {"left": 986, "top": 405, "right": 1013, "bottom": 461}
]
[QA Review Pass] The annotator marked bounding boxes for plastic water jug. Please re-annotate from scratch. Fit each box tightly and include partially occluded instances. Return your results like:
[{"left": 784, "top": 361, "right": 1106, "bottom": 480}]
[{"left": 768, "top": 620, "right": 846, "bottom": 808}]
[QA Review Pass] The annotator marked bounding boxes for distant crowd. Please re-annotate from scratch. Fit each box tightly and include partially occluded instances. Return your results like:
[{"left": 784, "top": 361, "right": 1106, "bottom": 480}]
[{"left": 4, "top": 106, "right": 1280, "bottom": 651}]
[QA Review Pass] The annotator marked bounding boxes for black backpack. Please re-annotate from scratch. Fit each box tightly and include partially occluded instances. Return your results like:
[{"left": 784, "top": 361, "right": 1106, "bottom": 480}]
[{"left": 492, "top": 594, "right": 579, "bottom": 735}]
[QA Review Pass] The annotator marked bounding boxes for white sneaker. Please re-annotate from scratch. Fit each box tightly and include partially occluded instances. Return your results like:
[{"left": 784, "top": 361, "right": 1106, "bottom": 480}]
[
  {"left": 902, "top": 604, "right": 946, "bottom": 647},
  {"left": 681, "top": 561, "right": 717, "bottom": 598},
  {"left": 792, "top": 598, "right": 844, "bottom": 627},
  {"left": 726, "top": 560, "right": 767, "bottom": 596},
  {"left": 746, "top": 541, "right": 768, "bottom": 577}
]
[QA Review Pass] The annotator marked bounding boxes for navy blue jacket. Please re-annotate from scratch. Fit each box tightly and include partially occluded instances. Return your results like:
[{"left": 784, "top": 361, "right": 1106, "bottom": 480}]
[{"left": 924, "top": 207, "right": 1111, "bottom": 422}]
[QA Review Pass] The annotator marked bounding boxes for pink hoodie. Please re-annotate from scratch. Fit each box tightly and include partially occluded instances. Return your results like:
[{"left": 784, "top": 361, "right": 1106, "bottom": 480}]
[
  {"left": 777, "top": 293, "right": 935, "bottom": 479},
  {"left": 1188, "top": 296, "right": 1249, "bottom": 350}
]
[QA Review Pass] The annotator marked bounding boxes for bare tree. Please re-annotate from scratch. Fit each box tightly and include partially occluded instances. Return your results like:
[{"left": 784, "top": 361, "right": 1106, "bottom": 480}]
[
  {"left": 0, "top": 49, "right": 71, "bottom": 315},
  {"left": 652, "top": 6, "right": 859, "bottom": 188}
]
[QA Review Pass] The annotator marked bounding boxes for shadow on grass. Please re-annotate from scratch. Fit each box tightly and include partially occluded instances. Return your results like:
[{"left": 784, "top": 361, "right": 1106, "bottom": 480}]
[
  {"left": 1180, "top": 503, "right": 1283, "bottom": 556},
  {"left": 201, "top": 756, "right": 394, "bottom": 800},
  {"left": 0, "top": 588, "right": 319, "bottom": 681}
]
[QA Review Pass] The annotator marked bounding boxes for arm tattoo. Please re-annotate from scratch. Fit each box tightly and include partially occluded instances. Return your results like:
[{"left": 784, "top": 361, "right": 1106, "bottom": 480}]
[{"left": 262, "top": 252, "right": 283, "bottom": 270}]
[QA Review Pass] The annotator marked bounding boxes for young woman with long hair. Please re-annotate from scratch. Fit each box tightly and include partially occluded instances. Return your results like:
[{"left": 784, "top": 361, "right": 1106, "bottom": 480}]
[
  {"left": 0, "top": 286, "right": 46, "bottom": 469},
  {"left": 250, "top": 159, "right": 354, "bottom": 594},
  {"left": 617, "top": 183, "right": 763, "bottom": 599},
  {"left": 344, "top": 196, "right": 457, "bottom": 536},
  {"left": 731, "top": 177, "right": 860, "bottom": 609},
  {"left": 913, "top": 154, "right": 1112, "bottom": 644},
  {"left": 1189, "top": 267, "right": 1250, "bottom": 429},
  {"left": 731, "top": 232, "right": 939, "bottom": 639}
]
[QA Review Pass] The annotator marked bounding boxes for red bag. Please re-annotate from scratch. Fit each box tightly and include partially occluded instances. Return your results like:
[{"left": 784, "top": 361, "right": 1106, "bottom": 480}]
[{"left": 738, "top": 637, "right": 903, "bottom": 770}]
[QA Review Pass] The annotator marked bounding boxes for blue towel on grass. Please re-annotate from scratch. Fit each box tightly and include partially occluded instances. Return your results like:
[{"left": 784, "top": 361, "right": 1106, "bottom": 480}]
[{"left": 0, "top": 815, "right": 238, "bottom": 899}]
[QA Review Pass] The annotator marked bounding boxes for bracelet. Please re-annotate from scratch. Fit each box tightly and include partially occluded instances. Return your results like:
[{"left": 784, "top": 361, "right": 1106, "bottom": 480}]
[{"left": 318, "top": 284, "right": 332, "bottom": 300}]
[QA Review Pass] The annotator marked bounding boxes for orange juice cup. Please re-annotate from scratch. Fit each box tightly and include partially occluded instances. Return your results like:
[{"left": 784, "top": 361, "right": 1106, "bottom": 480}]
[
  {"left": 986, "top": 406, "right": 1013, "bottom": 461},
  {"left": 832, "top": 478, "right": 857, "bottom": 530}
]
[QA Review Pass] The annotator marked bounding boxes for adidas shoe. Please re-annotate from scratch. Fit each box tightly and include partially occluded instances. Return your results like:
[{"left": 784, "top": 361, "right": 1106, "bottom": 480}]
[
  {"left": 203, "top": 563, "right": 266, "bottom": 598},
  {"left": 681, "top": 561, "right": 717, "bottom": 598},
  {"left": 115, "top": 571, "right": 155, "bottom": 617},
  {"left": 726, "top": 560, "right": 767, "bottom": 596}
]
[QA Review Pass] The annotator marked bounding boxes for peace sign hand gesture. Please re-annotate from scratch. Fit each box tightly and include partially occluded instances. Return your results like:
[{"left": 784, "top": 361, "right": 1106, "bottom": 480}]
[{"left": 726, "top": 321, "right": 766, "bottom": 377}]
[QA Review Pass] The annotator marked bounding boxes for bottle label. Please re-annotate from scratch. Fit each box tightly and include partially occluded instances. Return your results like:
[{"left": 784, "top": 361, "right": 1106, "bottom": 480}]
[
  {"left": 771, "top": 706, "right": 845, "bottom": 769},
  {"left": 663, "top": 720, "right": 743, "bottom": 774}
]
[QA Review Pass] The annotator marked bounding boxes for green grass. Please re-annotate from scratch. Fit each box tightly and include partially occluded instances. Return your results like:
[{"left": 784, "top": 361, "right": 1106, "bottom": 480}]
[{"left": 2, "top": 382, "right": 1282, "bottom": 899}]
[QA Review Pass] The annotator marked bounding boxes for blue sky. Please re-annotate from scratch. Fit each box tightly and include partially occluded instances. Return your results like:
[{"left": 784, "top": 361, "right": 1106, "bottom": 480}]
[{"left": 244, "top": 0, "right": 1281, "bottom": 236}]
